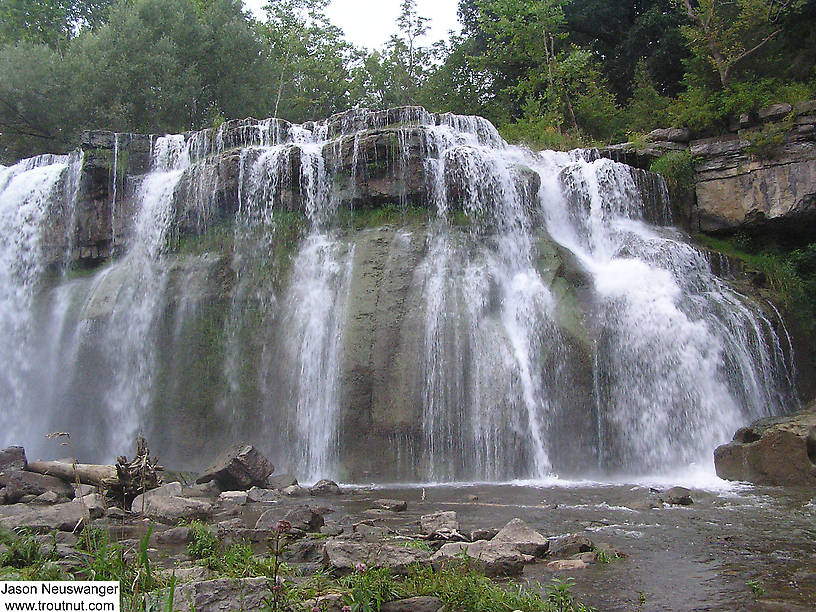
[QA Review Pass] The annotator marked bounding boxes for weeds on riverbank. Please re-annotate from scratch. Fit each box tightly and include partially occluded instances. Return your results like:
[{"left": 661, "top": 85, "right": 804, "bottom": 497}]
[{"left": 2, "top": 525, "right": 594, "bottom": 611}]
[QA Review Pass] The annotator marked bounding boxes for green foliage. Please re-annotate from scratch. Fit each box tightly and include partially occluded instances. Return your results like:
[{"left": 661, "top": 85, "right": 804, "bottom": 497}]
[
  {"left": 650, "top": 150, "right": 695, "bottom": 203},
  {"left": 340, "top": 567, "right": 400, "bottom": 612},
  {"left": 402, "top": 564, "right": 594, "bottom": 611},
  {"left": 499, "top": 98, "right": 584, "bottom": 151},
  {"left": 693, "top": 233, "right": 816, "bottom": 343},
  {"left": 335, "top": 203, "right": 430, "bottom": 229},
  {"left": 625, "top": 61, "right": 672, "bottom": 133},
  {"left": 186, "top": 520, "right": 218, "bottom": 561},
  {"left": 747, "top": 578, "right": 766, "bottom": 598},
  {"left": 743, "top": 115, "right": 794, "bottom": 159},
  {"left": 674, "top": 0, "right": 804, "bottom": 87},
  {"left": 592, "top": 547, "right": 621, "bottom": 564},
  {"left": 0, "top": 529, "right": 51, "bottom": 569},
  {"left": 0, "top": 0, "right": 112, "bottom": 49}
]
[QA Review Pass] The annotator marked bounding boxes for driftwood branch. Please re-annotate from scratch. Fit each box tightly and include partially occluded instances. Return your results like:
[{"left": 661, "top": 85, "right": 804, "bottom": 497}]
[{"left": 27, "top": 461, "right": 118, "bottom": 488}]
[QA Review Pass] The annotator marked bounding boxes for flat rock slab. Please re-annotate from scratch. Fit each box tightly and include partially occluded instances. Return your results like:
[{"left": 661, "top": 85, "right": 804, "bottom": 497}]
[
  {"left": 381, "top": 596, "right": 444, "bottom": 612},
  {"left": 373, "top": 499, "right": 408, "bottom": 512},
  {"left": 432, "top": 540, "right": 526, "bottom": 577},
  {"left": 0, "top": 500, "right": 103, "bottom": 532},
  {"left": 131, "top": 482, "right": 183, "bottom": 512},
  {"left": 151, "top": 577, "right": 270, "bottom": 612},
  {"left": 323, "top": 538, "right": 432, "bottom": 574},
  {"left": 420, "top": 510, "right": 458, "bottom": 534},
  {"left": 196, "top": 443, "right": 274, "bottom": 490},
  {"left": 135, "top": 496, "right": 214, "bottom": 524},
  {"left": 492, "top": 518, "right": 549, "bottom": 557},
  {"left": 0, "top": 470, "right": 74, "bottom": 502},
  {"left": 255, "top": 504, "right": 324, "bottom": 532},
  {"left": 548, "top": 559, "right": 588, "bottom": 571}
]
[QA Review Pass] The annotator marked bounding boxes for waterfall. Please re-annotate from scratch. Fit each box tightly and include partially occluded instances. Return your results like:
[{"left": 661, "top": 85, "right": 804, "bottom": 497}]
[
  {"left": 0, "top": 108, "right": 798, "bottom": 482},
  {"left": 0, "top": 154, "right": 73, "bottom": 446}
]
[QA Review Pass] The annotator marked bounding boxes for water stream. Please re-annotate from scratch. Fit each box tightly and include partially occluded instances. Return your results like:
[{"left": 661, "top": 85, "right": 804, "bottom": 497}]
[{"left": 0, "top": 109, "right": 797, "bottom": 484}]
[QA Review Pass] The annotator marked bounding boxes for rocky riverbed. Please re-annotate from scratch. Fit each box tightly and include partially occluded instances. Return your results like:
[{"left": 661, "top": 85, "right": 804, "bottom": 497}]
[{"left": 2, "top": 442, "right": 815, "bottom": 611}]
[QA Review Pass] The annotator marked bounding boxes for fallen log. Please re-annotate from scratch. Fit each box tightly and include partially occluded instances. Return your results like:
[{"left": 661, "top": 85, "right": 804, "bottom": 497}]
[{"left": 26, "top": 461, "right": 119, "bottom": 487}]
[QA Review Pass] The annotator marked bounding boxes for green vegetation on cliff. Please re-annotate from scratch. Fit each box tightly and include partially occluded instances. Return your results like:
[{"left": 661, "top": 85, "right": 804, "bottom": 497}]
[{"left": 694, "top": 233, "right": 816, "bottom": 385}]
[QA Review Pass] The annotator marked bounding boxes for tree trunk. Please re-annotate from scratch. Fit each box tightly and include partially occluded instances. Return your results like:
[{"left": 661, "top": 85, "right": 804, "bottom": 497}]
[{"left": 27, "top": 461, "right": 119, "bottom": 488}]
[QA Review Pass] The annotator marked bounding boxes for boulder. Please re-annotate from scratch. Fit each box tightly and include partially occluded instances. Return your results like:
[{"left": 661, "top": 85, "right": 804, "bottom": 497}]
[
  {"left": 195, "top": 443, "right": 274, "bottom": 490},
  {"left": 714, "top": 408, "right": 816, "bottom": 486},
  {"left": 130, "top": 482, "right": 183, "bottom": 512},
  {"left": 323, "top": 539, "right": 432, "bottom": 575},
  {"left": 72, "top": 492, "right": 106, "bottom": 517},
  {"left": 0, "top": 470, "right": 74, "bottom": 503},
  {"left": 492, "top": 518, "right": 549, "bottom": 557},
  {"left": 282, "top": 505, "right": 325, "bottom": 532},
  {"left": 549, "top": 534, "right": 594, "bottom": 558},
  {"left": 660, "top": 487, "right": 693, "bottom": 506},
  {"left": 0, "top": 500, "right": 104, "bottom": 532},
  {"left": 156, "top": 527, "right": 192, "bottom": 545},
  {"left": 432, "top": 540, "right": 526, "bottom": 577},
  {"left": 73, "top": 484, "right": 96, "bottom": 497},
  {"left": 32, "top": 491, "right": 63, "bottom": 505},
  {"left": 0, "top": 446, "right": 26, "bottom": 471},
  {"left": 135, "top": 496, "right": 214, "bottom": 524},
  {"left": 267, "top": 474, "right": 298, "bottom": 490},
  {"left": 150, "top": 577, "right": 271, "bottom": 612},
  {"left": 372, "top": 499, "right": 407, "bottom": 512},
  {"left": 282, "top": 485, "right": 309, "bottom": 497},
  {"left": 381, "top": 597, "right": 444, "bottom": 612},
  {"left": 218, "top": 490, "right": 248, "bottom": 505},
  {"left": 646, "top": 127, "right": 691, "bottom": 143},
  {"left": 246, "top": 486, "right": 279, "bottom": 503},
  {"left": 420, "top": 511, "right": 458, "bottom": 535},
  {"left": 255, "top": 504, "right": 324, "bottom": 532},
  {"left": 309, "top": 479, "right": 342, "bottom": 496},
  {"left": 469, "top": 528, "right": 499, "bottom": 542}
]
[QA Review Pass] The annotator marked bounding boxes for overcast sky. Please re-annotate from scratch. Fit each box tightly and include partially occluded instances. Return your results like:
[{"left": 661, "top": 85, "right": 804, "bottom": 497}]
[{"left": 242, "top": 0, "right": 461, "bottom": 50}]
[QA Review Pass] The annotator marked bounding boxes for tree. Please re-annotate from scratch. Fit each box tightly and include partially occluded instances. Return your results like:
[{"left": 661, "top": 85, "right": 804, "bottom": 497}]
[
  {"left": 0, "top": 0, "right": 112, "bottom": 48},
  {"left": 565, "top": 0, "right": 689, "bottom": 99},
  {"left": 394, "top": 0, "right": 430, "bottom": 103},
  {"left": 676, "top": 0, "right": 803, "bottom": 87},
  {"left": 0, "top": 41, "right": 77, "bottom": 159},
  {"left": 263, "top": 0, "right": 356, "bottom": 121}
]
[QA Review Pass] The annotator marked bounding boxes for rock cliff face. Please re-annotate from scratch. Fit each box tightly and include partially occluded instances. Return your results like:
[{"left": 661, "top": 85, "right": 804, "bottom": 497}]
[
  {"left": 0, "top": 106, "right": 799, "bottom": 482},
  {"left": 601, "top": 100, "right": 816, "bottom": 237}
]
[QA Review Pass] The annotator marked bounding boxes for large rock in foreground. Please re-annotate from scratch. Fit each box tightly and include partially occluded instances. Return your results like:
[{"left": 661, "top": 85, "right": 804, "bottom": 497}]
[
  {"left": 323, "top": 538, "right": 432, "bottom": 575},
  {"left": 431, "top": 540, "right": 526, "bottom": 577},
  {"left": 714, "top": 406, "right": 816, "bottom": 486},
  {"left": 195, "top": 443, "right": 274, "bottom": 490},
  {"left": 0, "top": 446, "right": 27, "bottom": 472},
  {"left": 0, "top": 500, "right": 104, "bottom": 531},
  {"left": 0, "top": 470, "right": 74, "bottom": 503},
  {"left": 150, "top": 577, "right": 271, "bottom": 612}
]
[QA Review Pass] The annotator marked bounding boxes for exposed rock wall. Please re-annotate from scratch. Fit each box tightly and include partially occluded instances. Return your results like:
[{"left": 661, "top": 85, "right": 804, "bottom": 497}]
[{"left": 601, "top": 100, "right": 816, "bottom": 237}]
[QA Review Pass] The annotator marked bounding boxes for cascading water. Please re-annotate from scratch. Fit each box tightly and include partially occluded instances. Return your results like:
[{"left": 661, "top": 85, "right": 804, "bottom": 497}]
[{"left": 0, "top": 107, "right": 797, "bottom": 483}]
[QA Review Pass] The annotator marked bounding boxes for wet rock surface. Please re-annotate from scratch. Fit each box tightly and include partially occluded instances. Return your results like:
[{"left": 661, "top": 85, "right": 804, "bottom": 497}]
[
  {"left": 715, "top": 405, "right": 816, "bottom": 486},
  {"left": 1, "top": 480, "right": 816, "bottom": 610}
]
